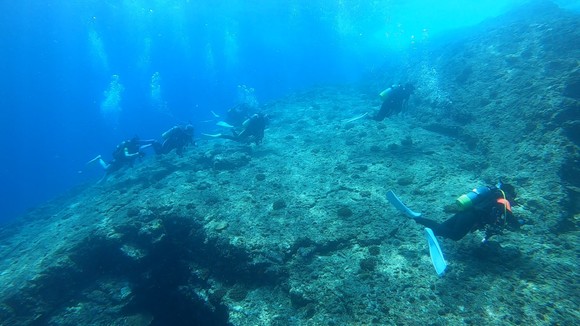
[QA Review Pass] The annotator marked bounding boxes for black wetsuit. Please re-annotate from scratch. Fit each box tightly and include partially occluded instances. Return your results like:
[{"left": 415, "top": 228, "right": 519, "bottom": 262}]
[
  {"left": 374, "top": 85, "right": 414, "bottom": 121},
  {"left": 414, "top": 188, "right": 519, "bottom": 241},
  {"left": 107, "top": 138, "right": 147, "bottom": 172},
  {"left": 220, "top": 114, "right": 267, "bottom": 144},
  {"left": 154, "top": 125, "right": 194, "bottom": 156}
]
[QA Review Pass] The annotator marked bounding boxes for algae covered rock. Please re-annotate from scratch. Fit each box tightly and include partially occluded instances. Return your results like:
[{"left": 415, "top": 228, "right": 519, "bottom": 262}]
[
  {"left": 0, "top": 3, "right": 579, "bottom": 325},
  {"left": 213, "top": 152, "right": 251, "bottom": 170}
]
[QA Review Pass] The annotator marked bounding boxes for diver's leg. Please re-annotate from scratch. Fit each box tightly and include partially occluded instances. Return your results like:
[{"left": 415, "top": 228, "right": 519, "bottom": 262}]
[
  {"left": 105, "top": 160, "right": 123, "bottom": 173},
  {"left": 235, "top": 129, "right": 247, "bottom": 140},
  {"left": 159, "top": 139, "right": 174, "bottom": 155},
  {"left": 374, "top": 102, "right": 389, "bottom": 121},
  {"left": 414, "top": 216, "right": 465, "bottom": 240},
  {"left": 87, "top": 154, "right": 102, "bottom": 165},
  {"left": 97, "top": 173, "right": 108, "bottom": 184},
  {"left": 414, "top": 217, "right": 446, "bottom": 234},
  {"left": 437, "top": 211, "right": 479, "bottom": 241},
  {"left": 137, "top": 139, "right": 156, "bottom": 152},
  {"left": 99, "top": 158, "right": 110, "bottom": 170},
  {"left": 151, "top": 141, "right": 163, "bottom": 155},
  {"left": 202, "top": 133, "right": 240, "bottom": 142}
]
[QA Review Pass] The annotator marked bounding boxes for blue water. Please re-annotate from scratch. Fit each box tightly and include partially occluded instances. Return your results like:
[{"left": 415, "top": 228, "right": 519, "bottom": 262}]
[{"left": 0, "top": 0, "right": 575, "bottom": 222}]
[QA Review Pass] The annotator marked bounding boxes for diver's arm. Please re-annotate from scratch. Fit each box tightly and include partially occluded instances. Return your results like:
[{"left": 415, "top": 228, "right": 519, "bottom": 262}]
[
  {"left": 124, "top": 148, "right": 140, "bottom": 158},
  {"left": 138, "top": 139, "right": 157, "bottom": 145},
  {"left": 481, "top": 206, "right": 505, "bottom": 242},
  {"left": 161, "top": 126, "right": 178, "bottom": 140},
  {"left": 482, "top": 227, "right": 499, "bottom": 243}
]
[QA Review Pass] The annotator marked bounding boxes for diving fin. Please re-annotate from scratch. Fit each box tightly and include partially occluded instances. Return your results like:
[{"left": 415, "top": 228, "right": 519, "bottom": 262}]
[
  {"left": 343, "top": 112, "right": 369, "bottom": 123},
  {"left": 424, "top": 228, "right": 447, "bottom": 276},
  {"left": 202, "top": 133, "right": 223, "bottom": 138},
  {"left": 386, "top": 190, "right": 422, "bottom": 218},
  {"left": 216, "top": 121, "right": 235, "bottom": 128},
  {"left": 86, "top": 155, "right": 102, "bottom": 165}
]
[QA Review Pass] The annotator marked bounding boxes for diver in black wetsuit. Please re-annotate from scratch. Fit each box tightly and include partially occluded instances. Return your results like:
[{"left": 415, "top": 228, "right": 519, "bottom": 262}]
[
  {"left": 153, "top": 124, "right": 194, "bottom": 156},
  {"left": 206, "top": 113, "right": 268, "bottom": 145},
  {"left": 373, "top": 83, "right": 415, "bottom": 121},
  {"left": 412, "top": 182, "right": 523, "bottom": 242},
  {"left": 87, "top": 136, "right": 155, "bottom": 180}
]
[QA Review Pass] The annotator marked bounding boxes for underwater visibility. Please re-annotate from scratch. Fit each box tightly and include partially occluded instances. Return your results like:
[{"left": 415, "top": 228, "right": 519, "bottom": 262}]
[{"left": 0, "top": 0, "right": 579, "bottom": 325}]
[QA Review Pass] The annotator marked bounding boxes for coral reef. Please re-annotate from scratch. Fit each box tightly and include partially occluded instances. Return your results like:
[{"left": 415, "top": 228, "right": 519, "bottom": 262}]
[{"left": 0, "top": 2, "right": 578, "bottom": 325}]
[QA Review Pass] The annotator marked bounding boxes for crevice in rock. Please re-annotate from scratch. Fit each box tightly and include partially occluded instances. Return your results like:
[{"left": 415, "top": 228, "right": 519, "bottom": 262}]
[{"left": 0, "top": 214, "right": 286, "bottom": 325}]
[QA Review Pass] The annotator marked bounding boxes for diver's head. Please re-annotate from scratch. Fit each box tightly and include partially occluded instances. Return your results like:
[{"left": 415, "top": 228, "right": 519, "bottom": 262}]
[
  {"left": 404, "top": 83, "right": 415, "bottom": 94},
  {"left": 498, "top": 182, "right": 517, "bottom": 202}
]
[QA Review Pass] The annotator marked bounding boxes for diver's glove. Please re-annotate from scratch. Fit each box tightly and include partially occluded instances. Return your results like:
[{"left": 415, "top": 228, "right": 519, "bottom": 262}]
[{"left": 482, "top": 224, "right": 503, "bottom": 244}]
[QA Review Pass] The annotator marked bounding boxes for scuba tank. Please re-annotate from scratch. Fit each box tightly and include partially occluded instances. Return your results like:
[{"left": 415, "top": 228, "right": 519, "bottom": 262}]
[
  {"left": 379, "top": 85, "right": 395, "bottom": 99},
  {"left": 456, "top": 186, "right": 492, "bottom": 210}
]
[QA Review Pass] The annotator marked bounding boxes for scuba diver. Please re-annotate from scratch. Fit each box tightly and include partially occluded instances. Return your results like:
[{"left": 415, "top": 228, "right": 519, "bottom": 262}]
[
  {"left": 387, "top": 180, "right": 524, "bottom": 275},
  {"left": 205, "top": 113, "right": 268, "bottom": 145},
  {"left": 373, "top": 83, "right": 415, "bottom": 121},
  {"left": 410, "top": 181, "right": 523, "bottom": 242},
  {"left": 153, "top": 124, "right": 195, "bottom": 156},
  {"left": 87, "top": 136, "right": 155, "bottom": 180}
]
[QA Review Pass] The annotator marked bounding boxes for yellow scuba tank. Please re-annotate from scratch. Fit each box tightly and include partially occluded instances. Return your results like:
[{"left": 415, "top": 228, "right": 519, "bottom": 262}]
[
  {"left": 379, "top": 86, "right": 393, "bottom": 99},
  {"left": 162, "top": 126, "right": 178, "bottom": 140}
]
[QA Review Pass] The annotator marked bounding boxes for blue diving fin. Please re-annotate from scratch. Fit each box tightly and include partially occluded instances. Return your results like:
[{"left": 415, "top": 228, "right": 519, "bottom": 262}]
[
  {"left": 386, "top": 190, "right": 422, "bottom": 218},
  {"left": 424, "top": 228, "right": 447, "bottom": 276}
]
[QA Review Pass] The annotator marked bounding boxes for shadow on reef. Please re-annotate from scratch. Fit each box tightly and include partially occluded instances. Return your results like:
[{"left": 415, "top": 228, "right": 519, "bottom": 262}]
[
  {"left": 554, "top": 96, "right": 580, "bottom": 233},
  {"left": 0, "top": 213, "right": 287, "bottom": 325},
  {"left": 563, "top": 70, "right": 580, "bottom": 100},
  {"left": 451, "top": 240, "right": 525, "bottom": 274},
  {"left": 432, "top": 243, "right": 533, "bottom": 324},
  {"left": 117, "top": 221, "right": 230, "bottom": 326}
]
